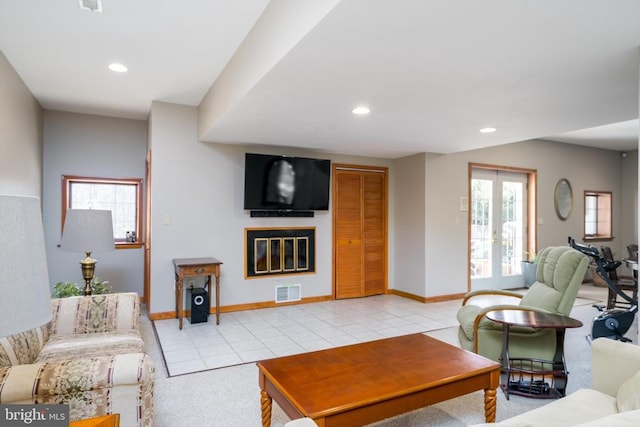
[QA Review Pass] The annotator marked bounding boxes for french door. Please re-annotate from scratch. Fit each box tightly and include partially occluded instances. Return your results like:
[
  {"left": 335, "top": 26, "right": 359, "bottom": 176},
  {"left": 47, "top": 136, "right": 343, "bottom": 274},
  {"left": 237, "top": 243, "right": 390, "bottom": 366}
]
[{"left": 471, "top": 169, "right": 528, "bottom": 290}]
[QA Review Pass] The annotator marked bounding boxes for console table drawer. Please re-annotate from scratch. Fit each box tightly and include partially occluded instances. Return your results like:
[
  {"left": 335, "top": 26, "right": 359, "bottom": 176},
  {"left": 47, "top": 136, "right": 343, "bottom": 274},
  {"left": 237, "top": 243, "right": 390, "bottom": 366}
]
[{"left": 180, "top": 264, "right": 217, "bottom": 276}]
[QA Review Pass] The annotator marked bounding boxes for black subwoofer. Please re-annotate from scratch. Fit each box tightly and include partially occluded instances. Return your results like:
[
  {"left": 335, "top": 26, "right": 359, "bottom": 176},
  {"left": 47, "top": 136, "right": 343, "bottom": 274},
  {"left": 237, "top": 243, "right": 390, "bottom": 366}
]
[{"left": 188, "top": 288, "right": 209, "bottom": 324}]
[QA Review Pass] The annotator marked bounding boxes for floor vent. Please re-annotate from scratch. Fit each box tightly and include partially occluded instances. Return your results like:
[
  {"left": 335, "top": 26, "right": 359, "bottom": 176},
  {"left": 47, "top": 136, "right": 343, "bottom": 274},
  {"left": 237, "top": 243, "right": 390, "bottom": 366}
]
[{"left": 275, "top": 284, "right": 301, "bottom": 303}]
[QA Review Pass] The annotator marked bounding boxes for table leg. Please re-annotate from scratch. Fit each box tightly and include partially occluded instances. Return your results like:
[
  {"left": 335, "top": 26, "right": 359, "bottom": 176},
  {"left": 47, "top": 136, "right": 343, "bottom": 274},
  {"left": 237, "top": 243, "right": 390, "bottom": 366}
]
[
  {"left": 553, "top": 328, "right": 568, "bottom": 396},
  {"left": 205, "top": 275, "right": 212, "bottom": 323},
  {"left": 215, "top": 269, "right": 220, "bottom": 325},
  {"left": 176, "top": 279, "right": 184, "bottom": 330},
  {"left": 260, "top": 389, "right": 272, "bottom": 427},
  {"left": 500, "top": 323, "right": 511, "bottom": 400},
  {"left": 484, "top": 387, "right": 497, "bottom": 422}
]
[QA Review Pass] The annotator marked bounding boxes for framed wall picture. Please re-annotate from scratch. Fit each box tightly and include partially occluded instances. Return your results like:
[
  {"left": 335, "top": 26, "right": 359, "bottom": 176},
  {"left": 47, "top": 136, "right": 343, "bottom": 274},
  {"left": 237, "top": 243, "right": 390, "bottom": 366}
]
[{"left": 554, "top": 178, "right": 573, "bottom": 221}]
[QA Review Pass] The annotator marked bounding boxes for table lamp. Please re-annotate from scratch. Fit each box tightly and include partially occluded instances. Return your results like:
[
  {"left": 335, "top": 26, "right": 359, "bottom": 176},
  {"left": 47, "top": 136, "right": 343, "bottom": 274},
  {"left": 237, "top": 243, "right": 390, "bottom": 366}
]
[
  {"left": 0, "top": 195, "right": 53, "bottom": 337},
  {"left": 61, "top": 209, "right": 114, "bottom": 296}
]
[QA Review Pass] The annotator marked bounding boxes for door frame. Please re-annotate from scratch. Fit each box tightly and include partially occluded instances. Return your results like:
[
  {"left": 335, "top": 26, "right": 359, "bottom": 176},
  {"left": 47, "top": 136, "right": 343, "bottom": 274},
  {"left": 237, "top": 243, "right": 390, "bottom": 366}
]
[{"left": 467, "top": 163, "right": 537, "bottom": 292}]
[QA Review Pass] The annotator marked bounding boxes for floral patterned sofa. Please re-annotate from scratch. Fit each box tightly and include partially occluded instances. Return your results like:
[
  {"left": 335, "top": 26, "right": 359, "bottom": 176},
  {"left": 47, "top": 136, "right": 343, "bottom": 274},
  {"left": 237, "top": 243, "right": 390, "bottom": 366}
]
[{"left": 0, "top": 292, "right": 154, "bottom": 427}]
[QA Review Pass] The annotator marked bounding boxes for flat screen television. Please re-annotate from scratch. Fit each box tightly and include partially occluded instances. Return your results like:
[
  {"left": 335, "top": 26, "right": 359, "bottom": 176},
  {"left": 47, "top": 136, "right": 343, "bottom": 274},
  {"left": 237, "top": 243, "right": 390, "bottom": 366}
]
[{"left": 243, "top": 153, "right": 331, "bottom": 211}]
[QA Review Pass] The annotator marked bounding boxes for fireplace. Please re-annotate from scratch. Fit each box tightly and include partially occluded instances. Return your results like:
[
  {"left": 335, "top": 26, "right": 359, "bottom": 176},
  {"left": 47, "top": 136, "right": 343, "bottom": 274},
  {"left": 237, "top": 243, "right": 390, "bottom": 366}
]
[{"left": 245, "top": 227, "right": 315, "bottom": 278}]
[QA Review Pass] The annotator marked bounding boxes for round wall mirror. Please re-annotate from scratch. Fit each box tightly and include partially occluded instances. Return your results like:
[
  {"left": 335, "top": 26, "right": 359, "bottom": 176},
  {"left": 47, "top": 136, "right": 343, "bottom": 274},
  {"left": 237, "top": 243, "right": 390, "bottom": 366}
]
[{"left": 554, "top": 178, "right": 573, "bottom": 220}]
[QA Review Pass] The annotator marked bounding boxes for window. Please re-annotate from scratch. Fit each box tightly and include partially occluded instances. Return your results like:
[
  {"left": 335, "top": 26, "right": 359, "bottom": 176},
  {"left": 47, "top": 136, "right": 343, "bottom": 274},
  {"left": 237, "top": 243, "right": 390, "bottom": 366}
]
[
  {"left": 584, "top": 190, "right": 612, "bottom": 241},
  {"left": 62, "top": 175, "right": 143, "bottom": 248}
]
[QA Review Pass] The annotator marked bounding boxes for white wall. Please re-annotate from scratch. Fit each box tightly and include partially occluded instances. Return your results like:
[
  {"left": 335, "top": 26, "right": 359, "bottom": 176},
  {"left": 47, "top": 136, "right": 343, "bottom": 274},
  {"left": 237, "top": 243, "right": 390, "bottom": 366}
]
[
  {"left": 149, "top": 101, "right": 393, "bottom": 316},
  {"left": 0, "top": 50, "right": 43, "bottom": 197},
  {"left": 42, "top": 111, "right": 147, "bottom": 295}
]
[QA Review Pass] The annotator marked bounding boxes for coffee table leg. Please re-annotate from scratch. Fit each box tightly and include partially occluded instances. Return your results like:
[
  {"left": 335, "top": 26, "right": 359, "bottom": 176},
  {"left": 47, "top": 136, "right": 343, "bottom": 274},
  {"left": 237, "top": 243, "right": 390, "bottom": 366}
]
[
  {"left": 484, "top": 388, "right": 496, "bottom": 422},
  {"left": 261, "top": 389, "right": 272, "bottom": 427}
]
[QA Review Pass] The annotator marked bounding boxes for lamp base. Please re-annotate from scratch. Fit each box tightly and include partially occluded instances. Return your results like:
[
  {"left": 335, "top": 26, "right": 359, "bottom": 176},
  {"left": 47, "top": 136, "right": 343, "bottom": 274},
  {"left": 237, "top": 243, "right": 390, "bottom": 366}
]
[{"left": 80, "top": 251, "right": 97, "bottom": 296}]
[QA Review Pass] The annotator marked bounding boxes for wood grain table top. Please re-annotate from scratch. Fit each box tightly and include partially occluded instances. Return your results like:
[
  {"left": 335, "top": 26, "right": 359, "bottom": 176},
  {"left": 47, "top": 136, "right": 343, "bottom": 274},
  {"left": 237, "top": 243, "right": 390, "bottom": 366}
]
[
  {"left": 258, "top": 333, "right": 500, "bottom": 419},
  {"left": 486, "top": 309, "right": 583, "bottom": 329}
]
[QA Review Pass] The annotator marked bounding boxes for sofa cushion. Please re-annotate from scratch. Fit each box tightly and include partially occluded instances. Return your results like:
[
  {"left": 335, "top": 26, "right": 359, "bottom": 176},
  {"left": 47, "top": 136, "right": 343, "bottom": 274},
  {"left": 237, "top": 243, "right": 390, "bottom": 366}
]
[
  {"left": 617, "top": 370, "right": 640, "bottom": 412},
  {"left": 497, "top": 388, "right": 618, "bottom": 427},
  {"left": 574, "top": 409, "right": 640, "bottom": 427},
  {"left": 36, "top": 331, "right": 144, "bottom": 363},
  {"left": 50, "top": 293, "right": 140, "bottom": 335},
  {"left": 519, "top": 282, "right": 561, "bottom": 313}
]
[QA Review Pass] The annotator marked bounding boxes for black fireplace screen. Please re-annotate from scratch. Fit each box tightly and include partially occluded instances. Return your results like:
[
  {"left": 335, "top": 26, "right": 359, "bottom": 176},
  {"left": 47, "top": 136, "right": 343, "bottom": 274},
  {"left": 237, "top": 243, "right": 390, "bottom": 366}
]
[{"left": 245, "top": 227, "right": 315, "bottom": 278}]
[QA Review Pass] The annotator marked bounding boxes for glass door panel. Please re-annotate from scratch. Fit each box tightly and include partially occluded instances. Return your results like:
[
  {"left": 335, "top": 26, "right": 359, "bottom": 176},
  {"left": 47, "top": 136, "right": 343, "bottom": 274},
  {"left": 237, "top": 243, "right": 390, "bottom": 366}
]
[{"left": 471, "top": 169, "right": 527, "bottom": 290}]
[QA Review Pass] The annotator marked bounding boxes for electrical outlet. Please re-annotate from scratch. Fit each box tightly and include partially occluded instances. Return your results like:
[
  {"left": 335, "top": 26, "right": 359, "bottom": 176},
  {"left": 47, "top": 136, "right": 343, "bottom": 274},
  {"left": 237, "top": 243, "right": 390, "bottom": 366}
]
[{"left": 188, "top": 280, "right": 195, "bottom": 288}]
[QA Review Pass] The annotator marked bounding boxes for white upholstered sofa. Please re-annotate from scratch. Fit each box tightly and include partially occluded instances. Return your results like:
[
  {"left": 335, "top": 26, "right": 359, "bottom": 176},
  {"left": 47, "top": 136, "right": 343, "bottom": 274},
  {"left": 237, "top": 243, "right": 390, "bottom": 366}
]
[
  {"left": 0, "top": 292, "right": 154, "bottom": 427},
  {"left": 472, "top": 337, "right": 640, "bottom": 427}
]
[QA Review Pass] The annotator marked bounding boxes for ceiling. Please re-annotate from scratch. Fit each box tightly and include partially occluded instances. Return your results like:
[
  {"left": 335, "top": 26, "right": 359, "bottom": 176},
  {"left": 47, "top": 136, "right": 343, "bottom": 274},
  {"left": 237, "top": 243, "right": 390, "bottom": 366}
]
[{"left": 0, "top": 0, "right": 638, "bottom": 158}]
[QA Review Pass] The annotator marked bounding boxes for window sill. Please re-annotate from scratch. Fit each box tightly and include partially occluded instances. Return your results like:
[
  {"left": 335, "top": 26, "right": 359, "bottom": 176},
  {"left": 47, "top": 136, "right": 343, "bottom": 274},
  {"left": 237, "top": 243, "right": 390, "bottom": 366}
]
[
  {"left": 583, "top": 236, "right": 614, "bottom": 243},
  {"left": 116, "top": 242, "right": 144, "bottom": 250}
]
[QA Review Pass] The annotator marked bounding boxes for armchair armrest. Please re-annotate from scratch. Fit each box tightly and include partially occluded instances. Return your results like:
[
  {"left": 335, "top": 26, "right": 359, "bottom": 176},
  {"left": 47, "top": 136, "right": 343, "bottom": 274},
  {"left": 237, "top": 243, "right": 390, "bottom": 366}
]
[
  {"left": 50, "top": 293, "right": 140, "bottom": 336},
  {"left": 458, "top": 305, "right": 552, "bottom": 353},
  {"left": 462, "top": 289, "right": 523, "bottom": 307},
  {"left": 0, "top": 353, "right": 154, "bottom": 423},
  {"left": 592, "top": 338, "right": 640, "bottom": 396}
]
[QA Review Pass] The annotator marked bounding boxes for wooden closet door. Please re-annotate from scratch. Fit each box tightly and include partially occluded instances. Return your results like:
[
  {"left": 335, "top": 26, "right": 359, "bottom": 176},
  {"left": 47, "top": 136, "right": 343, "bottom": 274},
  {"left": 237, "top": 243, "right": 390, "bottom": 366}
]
[
  {"left": 363, "top": 171, "right": 385, "bottom": 296},
  {"left": 335, "top": 170, "right": 363, "bottom": 298},
  {"left": 334, "top": 166, "right": 387, "bottom": 299}
]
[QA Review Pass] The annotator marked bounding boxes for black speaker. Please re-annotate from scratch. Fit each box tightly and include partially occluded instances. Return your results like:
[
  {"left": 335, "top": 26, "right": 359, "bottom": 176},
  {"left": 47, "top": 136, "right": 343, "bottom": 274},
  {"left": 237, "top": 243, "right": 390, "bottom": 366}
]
[{"left": 188, "top": 288, "right": 209, "bottom": 324}]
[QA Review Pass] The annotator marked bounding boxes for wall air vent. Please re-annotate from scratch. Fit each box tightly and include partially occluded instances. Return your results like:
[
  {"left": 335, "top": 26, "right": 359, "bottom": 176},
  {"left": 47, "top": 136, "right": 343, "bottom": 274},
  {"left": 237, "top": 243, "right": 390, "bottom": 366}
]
[
  {"left": 78, "top": 0, "right": 103, "bottom": 12},
  {"left": 275, "top": 284, "right": 301, "bottom": 303}
]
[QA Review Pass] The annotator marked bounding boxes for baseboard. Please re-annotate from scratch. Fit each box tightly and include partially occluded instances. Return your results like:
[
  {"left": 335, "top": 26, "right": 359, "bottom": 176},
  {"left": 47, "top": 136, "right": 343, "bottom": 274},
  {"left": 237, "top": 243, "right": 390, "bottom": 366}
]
[
  {"left": 388, "top": 288, "right": 467, "bottom": 303},
  {"left": 148, "top": 294, "right": 334, "bottom": 321}
]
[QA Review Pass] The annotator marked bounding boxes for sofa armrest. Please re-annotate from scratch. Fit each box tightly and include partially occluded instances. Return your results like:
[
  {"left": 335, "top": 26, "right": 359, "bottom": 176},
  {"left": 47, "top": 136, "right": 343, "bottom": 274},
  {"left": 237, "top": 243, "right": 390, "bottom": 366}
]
[
  {"left": 0, "top": 353, "right": 154, "bottom": 424},
  {"left": 50, "top": 293, "right": 140, "bottom": 336},
  {"left": 592, "top": 338, "right": 640, "bottom": 397}
]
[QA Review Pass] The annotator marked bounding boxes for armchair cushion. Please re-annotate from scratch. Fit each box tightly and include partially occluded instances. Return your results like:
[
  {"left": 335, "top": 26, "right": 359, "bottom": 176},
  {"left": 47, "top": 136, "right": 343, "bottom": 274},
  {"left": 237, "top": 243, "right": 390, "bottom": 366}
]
[{"left": 519, "top": 282, "right": 561, "bottom": 312}]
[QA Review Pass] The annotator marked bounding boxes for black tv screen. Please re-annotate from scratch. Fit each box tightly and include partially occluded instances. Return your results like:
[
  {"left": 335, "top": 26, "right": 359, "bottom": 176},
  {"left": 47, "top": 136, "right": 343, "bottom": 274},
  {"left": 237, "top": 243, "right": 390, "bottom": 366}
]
[{"left": 244, "top": 153, "right": 331, "bottom": 211}]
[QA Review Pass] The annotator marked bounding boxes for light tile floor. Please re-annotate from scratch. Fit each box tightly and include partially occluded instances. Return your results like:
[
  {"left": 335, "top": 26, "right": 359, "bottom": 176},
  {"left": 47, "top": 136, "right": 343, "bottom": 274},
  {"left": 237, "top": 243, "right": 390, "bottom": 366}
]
[{"left": 153, "top": 294, "right": 462, "bottom": 376}]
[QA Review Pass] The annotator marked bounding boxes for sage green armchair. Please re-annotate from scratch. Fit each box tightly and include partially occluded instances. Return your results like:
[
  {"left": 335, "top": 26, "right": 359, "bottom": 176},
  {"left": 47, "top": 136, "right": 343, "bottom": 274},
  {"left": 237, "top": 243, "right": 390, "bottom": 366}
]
[{"left": 457, "top": 246, "right": 589, "bottom": 362}]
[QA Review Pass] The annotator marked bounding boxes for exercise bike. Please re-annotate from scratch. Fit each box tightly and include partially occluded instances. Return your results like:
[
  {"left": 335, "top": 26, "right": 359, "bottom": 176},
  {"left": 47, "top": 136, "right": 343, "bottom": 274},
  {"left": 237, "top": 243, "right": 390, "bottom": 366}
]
[{"left": 568, "top": 237, "right": 638, "bottom": 342}]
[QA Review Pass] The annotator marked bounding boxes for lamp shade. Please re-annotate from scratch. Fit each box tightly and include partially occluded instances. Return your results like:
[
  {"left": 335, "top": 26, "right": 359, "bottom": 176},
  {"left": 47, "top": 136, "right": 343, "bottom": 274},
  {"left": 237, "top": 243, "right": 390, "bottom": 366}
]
[
  {"left": 61, "top": 209, "right": 115, "bottom": 253},
  {"left": 0, "top": 195, "right": 53, "bottom": 337}
]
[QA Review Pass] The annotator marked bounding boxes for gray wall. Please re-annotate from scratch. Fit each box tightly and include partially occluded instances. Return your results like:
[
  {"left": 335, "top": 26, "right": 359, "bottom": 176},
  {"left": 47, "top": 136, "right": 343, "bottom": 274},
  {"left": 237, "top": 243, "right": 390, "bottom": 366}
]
[
  {"left": 42, "top": 111, "right": 147, "bottom": 295},
  {"left": 622, "top": 149, "right": 638, "bottom": 247},
  {"left": 393, "top": 153, "right": 426, "bottom": 297},
  {"left": 391, "top": 139, "right": 637, "bottom": 298},
  {"left": 0, "top": 50, "right": 43, "bottom": 197}
]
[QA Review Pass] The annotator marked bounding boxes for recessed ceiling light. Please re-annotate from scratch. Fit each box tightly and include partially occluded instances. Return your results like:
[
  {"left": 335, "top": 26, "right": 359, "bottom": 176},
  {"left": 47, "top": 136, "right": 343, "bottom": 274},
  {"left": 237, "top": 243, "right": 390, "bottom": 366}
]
[
  {"left": 352, "top": 106, "right": 370, "bottom": 115},
  {"left": 480, "top": 127, "right": 497, "bottom": 133},
  {"left": 108, "top": 63, "right": 128, "bottom": 73}
]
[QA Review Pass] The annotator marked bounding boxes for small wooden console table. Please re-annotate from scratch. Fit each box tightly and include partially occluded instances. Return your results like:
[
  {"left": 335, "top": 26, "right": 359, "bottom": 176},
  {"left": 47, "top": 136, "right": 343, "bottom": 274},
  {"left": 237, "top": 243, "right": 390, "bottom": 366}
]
[
  {"left": 486, "top": 309, "right": 582, "bottom": 399},
  {"left": 173, "top": 257, "right": 222, "bottom": 330}
]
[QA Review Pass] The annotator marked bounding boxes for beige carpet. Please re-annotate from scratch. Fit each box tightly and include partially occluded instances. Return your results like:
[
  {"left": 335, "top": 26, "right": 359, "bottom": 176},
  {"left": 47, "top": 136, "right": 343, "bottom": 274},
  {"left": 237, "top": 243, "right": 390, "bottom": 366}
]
[{"left": 146, "top": 285, "right": 637, "bottom": 426}]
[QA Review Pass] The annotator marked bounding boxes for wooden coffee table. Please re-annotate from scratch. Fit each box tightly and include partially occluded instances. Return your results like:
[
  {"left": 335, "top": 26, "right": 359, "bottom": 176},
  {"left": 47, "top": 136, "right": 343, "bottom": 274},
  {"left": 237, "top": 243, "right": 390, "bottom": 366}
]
[{"left": 257, "top": 333, "right": 500, "bottom": 427}]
